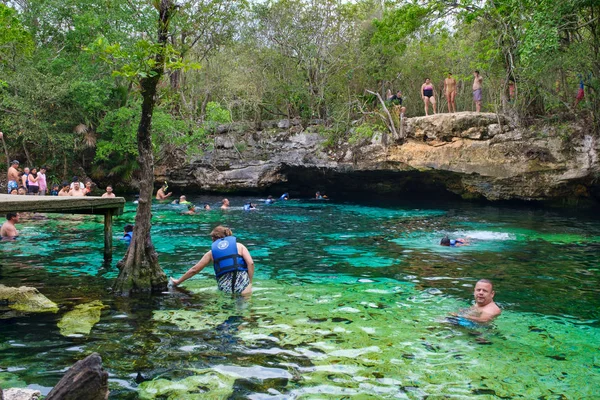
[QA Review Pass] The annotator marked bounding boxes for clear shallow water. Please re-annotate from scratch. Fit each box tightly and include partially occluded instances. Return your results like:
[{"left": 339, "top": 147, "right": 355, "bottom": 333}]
[{"left": 1, "top": 196, "right": 600, "bottom": 399}]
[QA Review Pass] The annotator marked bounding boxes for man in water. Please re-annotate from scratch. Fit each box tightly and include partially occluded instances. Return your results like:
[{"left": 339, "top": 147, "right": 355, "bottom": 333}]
[
  {"left": 473, "top": 70, "right": 483, "bottom": 112},
  {"left": 444, "top": 73, "right": 457, "bottom": 113},
  {"left": 221, "top": 198, "right": 230, "bottom": 209},
  {"left": 7, "top": 160, "right": 20, "bottom": 194},
  {"left": 459, "top": 279, "right": 501, "bottom": 323},
  {"left": 156, "top": 183, "right": 172, "bottom": 200},
  {"left": 1, "top": 213, "right": 19, "bottom": 239}
]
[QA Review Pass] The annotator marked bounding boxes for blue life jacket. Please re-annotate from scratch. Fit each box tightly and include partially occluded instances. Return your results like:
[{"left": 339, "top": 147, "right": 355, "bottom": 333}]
[
  {"left": 243, "top": 203, "right": 251, "bottom": 211},
  {"left": 265, "top": 199, "right": 274, "bottom": 205},
  {"left": 211, "top": 236, "right": 247, "bottom": 278},
  {"left": 279, "top": 193, "right": 288, "bottom": 200},
  {"left": 122, "top": 232, "right": 133, "bottom": 246}
]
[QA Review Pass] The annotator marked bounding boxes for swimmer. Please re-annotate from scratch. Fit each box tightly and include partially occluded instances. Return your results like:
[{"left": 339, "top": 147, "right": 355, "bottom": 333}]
[
  {"left": 183, "top": 204, "right": 197, "bottom": 214},
  {"left": 170, "top": 225, "right": 255, "bottom": 295},
  {"left": 203, "top": 203, "right": 211, "bottom": 210},
  {"left": 221, "top": 198, "right": 230, "bottom": 210},
  {"left": 279, "top": 193, "right": 289, "bottom": 201},
  {"left": 315, "top": 191, "right": 328, "bottom": 199},
  {"left": 265, "top": 195, "right": 275, "bottom": 205},
  {"left": 452, "top": 279, "right": 501, "bottom": 323},
  {"left": 83, "top": 181, "right": 93, "bottom": 195},
  {"left": 1, "top": 213, "right": 19, "bottom": 239},
  {"left": 156, "top": 183, "right": 172, "bottom": 200},
  {"left": 421, "top": 78, "right": 437, "bottom": 115},
  {"left": 243, "top": 202, "right": 257, "bottom": 211},
  {"left": 17, "top": 187, "right": 27, "bottom": 195},
  {"left": 121, "top": 224, "right": 133, "bottom": 247},
  {"left": 440, "top": 235, "right": 468, "bottom": 247}
]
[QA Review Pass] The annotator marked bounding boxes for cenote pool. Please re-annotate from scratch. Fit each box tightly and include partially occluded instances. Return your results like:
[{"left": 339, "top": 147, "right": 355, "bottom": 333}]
[{"left": 1, "top": 196, "right": 600, "bottom": 399}]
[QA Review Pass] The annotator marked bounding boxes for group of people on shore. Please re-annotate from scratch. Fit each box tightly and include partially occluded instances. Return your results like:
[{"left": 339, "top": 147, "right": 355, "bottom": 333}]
[{"left": 386, "top": 70, "right": 485, "bottom": 117}]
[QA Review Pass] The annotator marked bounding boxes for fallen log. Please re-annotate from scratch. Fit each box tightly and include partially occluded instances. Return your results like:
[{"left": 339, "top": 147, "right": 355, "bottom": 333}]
[{"left": 45, "top": 353, "right": 109, "bottom": 400}]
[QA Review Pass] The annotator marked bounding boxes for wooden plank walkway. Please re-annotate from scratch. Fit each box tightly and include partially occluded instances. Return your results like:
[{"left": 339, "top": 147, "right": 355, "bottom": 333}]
[{"left": 0, "top": 194, "right": 126, "bottom": 262}]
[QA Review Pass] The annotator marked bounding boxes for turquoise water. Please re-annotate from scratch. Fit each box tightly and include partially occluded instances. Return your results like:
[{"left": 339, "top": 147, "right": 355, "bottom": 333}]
[{"left": 1, "top": 197, "right": 600, "bottom": 398}]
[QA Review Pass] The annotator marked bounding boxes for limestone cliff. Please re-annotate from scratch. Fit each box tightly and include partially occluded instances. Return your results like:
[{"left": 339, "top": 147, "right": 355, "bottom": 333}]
[{"left": 156, "top": 113, "right": 600, "bottom": 204}]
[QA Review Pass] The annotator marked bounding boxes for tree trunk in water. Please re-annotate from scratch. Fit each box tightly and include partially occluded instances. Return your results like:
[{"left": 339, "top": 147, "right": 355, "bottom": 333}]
[
  {"left": 113, "top": 0, "right": 173, "bottom": 295},
  {"left": 45, "top": 353, "right": 109, "bottom": 400}
]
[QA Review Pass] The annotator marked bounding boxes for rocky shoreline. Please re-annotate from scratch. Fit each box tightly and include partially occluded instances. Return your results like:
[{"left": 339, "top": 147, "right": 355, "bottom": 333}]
[{"left": 155, "top": 112, "right": 599, "bottom": 205}]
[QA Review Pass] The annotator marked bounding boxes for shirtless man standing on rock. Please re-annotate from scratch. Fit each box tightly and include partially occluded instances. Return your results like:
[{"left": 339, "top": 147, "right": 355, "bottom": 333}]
[
  {"left": 461, "top": 279, "right": 501, "bottom": 323},
  {"left": 7, "top": 160, "right": 20, "bottom": 194},
  {"left": 444, "top": 73, "right": 457, "bottom": 113}
]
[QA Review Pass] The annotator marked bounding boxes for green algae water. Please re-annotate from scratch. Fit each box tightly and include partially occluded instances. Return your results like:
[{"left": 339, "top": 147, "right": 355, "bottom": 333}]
[{"left": 1, "top": 196, "right": 600, "bottom": 399}]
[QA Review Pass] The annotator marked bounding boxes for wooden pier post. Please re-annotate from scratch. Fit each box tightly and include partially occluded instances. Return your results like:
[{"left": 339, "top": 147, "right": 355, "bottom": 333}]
[{"left": 104, "top": 210, "right": 113, "bottom": 263}]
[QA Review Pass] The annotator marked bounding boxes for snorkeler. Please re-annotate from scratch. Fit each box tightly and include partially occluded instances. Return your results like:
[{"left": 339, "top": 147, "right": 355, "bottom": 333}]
[
  {"left": 265, "top": 195, "right": 275, "bottom": 205},
  {"left": 183, "top": 204, "right": 197, "bottom": 214},
  {"left": 203, "top": 203, "right": 211, "bottom": 210},
  {"left": 440, "top": 235, "right": 468, "bottom": 246},
  {"left": 170, "top": 225, "right": 255, "bottom": 295},
  {"left": 1, "top": 213, "right": 19, "bottom": 239},
  {"left": 156, "top": 182, "right": 172, "bottom": 200},
  {"left": 451, "top": 279, "right": 501, "bottom": 324},
  {"left": 243, "top": 202, "right": 257, "bottom": 211}
]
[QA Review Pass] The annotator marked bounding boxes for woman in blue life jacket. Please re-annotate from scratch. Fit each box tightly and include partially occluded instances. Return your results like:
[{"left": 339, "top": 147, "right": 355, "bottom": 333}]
[{"left": 170, "top": 226, "right": 255, "bottom": 295}]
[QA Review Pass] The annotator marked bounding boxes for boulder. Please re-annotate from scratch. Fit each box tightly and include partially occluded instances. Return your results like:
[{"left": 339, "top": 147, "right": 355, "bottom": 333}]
[
  {"left": 0, "top": 285, "right": 58, "bottom": 313},
  {"left": 45, "top": 353, "right": 109, "bottom": 400},
  {"left": 2, "top": 388, "right": 41, "bottom": 400}
]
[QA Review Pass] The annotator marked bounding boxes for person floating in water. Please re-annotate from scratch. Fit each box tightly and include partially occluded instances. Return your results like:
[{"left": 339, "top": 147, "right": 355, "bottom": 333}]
[
  {"left": 1, "top": 213, "right": 19, "bottom": 239},
  {"left": 203, "top": 203, "right": 211, "bottom": 210},
  {"left": 279, "top": 193, "right": 289, "bottom": 201},
  {"left": 170, "top": 225, "right": 255, "bottom": 296},
  {"left": 121, "top": 224, "right": 134, "bottom": 247},
  {"left": 243, "top": 202, "right": 257, "bottom": 211},
  {"left": 183, "top": 204, "right": 197, "bottom": 215},
  {"left": 440, "top": 235, "right": 468, "bottom": 246},
  {"left": 172, "top": 195, "right": 191, "bottom": 205},
  {"left": 221, "top": 198, "right": 230, "bottom": 209},
  {"left": 265, "top": 195, "right": 275, "bottom": 205},
  {"left": 315, "top": 191, "right": 328, "bottom": 199},
  {"left": 452, "top": 279, "right": 501, "bottom": 324},
  {"left": 156, "top": 182, "right": 172, "bottom": 200}
]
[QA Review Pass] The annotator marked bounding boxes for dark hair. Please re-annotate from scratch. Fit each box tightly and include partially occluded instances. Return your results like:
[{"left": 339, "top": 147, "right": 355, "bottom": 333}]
[
  {"left": 61, "top": 181, "right": 70, "bottom": 188},
  {"left": 440, "top": 236, "right": 450, "bottom": 246},
  {"left": 41, "top": 166, "right": 47, "bottom": 170},
  {"left": 477, "top": 279, "right": 494, "bottom": 291},
  {"left": 187, "top": 204, "right": 195, "bottom": 210},
  {"left": 124, "top": 224, "right": 134, "bottom": 233},
  {"left": 475, "top": 70, "right": 480, "bottom": 74},
  {"left": 72, "top": 176, "right": 79, "bottom": 182},
  {"left": 6, "top": 213, "right": 17, "bottom": 220}
]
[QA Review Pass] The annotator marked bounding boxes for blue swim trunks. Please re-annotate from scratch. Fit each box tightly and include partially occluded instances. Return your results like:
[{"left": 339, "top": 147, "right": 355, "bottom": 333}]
[{"left": 7, "top": 180, "right": 18, "bottom": 193}]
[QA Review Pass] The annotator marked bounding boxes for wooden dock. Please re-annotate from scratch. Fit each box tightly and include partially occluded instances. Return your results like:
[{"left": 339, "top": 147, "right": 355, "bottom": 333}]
[{"left": 0, "top": 194, "right": 126, "bottom": 262}]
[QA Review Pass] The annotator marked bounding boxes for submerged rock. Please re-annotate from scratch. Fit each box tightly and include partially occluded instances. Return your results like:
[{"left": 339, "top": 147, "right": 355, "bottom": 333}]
[
  {"left": 0, "top": 285, "right": 58, "bottom": 313},
  {"left": 2, "top": 388, "right": 41, "bottom": 400},
  {"left": 57, "top": 300, "right": 105, "bottom": 336}
]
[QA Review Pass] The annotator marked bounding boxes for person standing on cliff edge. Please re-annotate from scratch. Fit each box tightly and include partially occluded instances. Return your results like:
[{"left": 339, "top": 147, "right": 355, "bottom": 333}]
[
  {"left": 7, "top": 159, "right": 20, "bottom": 194},
  {"left": 473, "top": 70, "right": 483, "bottom": 112}
]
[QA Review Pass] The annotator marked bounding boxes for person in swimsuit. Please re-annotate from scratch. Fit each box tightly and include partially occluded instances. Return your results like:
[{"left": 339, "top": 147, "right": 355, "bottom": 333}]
[
  {"left": 1, "top": 213, "right": 19, "bottom": 239},
  {"left": 7, "top": 160, "right": 20, "bottom": 194},
  {"left": 170, "top": 225, "right": 255, "bottom": 295},
  {"left": 421, "top": 78, "right": 436, "bottom": 116},
  {"left": 440, "top": 236, "right": 469, "bottom": 246},
  {"left": 102, "top": 185, "right": 116, "bottom": 198},
  {"left": 156, "top": 183, "right": 172, "bottom": 200},
  {"left": 473, "top": 70, "right": 483, "bottom": 112},
  {"left": 444, "top": 73, "right": 457, "bottom": 113}
]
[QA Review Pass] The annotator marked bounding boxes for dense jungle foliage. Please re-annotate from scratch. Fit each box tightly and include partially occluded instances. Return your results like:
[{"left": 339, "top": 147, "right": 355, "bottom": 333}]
[{"left": 1, "top": 0, "right": 599, "bottom": 186}]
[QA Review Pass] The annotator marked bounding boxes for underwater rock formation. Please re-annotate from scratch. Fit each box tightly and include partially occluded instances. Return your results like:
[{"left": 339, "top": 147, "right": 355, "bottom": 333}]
[
  {"left": 57, "top": 301, "right": 105, "bottom": 336},
  {"left": 0, "top": 285, "right": 58, "bottom": 313},
  {"left": 156, "top": 113, "right": 599, "bottom": 204}
]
